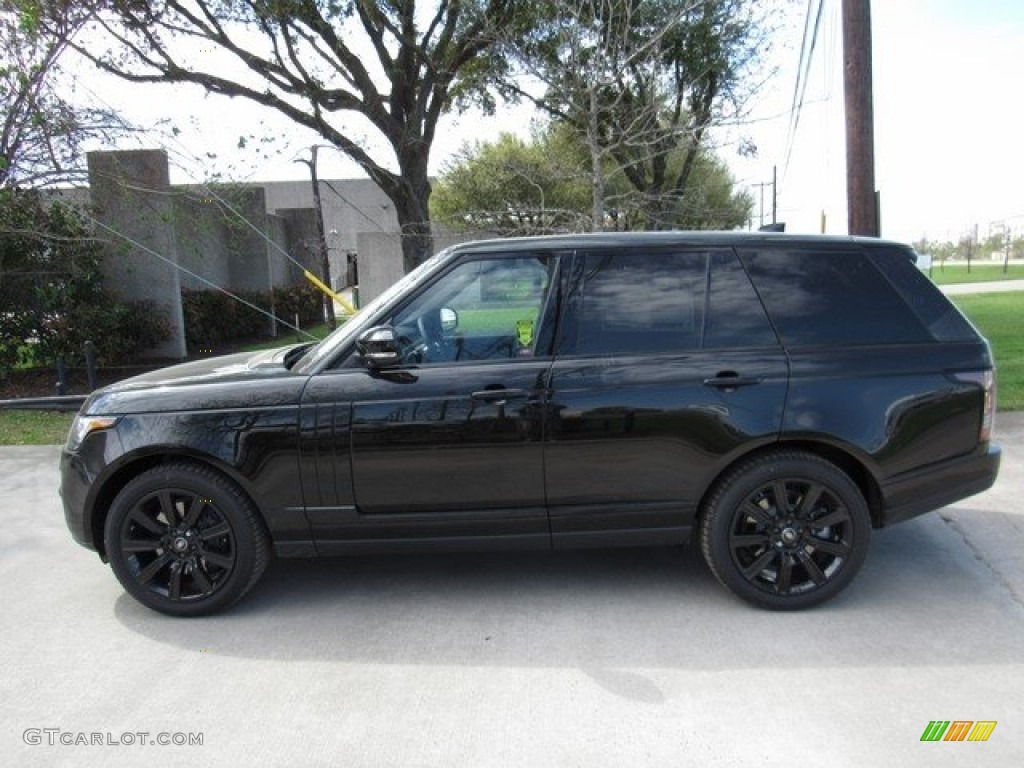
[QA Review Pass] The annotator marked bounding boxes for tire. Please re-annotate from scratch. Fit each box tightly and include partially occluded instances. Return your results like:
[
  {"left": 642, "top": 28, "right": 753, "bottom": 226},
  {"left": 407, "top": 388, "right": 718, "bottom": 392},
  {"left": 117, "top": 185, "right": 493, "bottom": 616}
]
[
  {"left": 699, "top": 451, "right": 871, "bottom": 610},
  {"left": 104, "top": 462, "right": 270, "bottom": 617}
]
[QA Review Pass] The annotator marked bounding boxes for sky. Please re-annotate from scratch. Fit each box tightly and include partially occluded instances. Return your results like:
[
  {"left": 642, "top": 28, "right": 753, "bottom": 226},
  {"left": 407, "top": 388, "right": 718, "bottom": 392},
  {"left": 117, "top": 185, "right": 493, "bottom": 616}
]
[
  {"left": 64, "top": 0, "right": 1024, "bottom": 245},
  {"left": 733, "top": 0, "right": 1024, "bottom": 244}
]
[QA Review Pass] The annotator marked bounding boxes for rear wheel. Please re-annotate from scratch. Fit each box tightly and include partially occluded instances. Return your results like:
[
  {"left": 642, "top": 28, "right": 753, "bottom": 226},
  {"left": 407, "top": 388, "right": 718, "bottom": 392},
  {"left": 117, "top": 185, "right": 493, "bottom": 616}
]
[
  {"left": 104, "top": 462, "right": 270, "bottom": 617},
  {"left": 700, "top": 452, "right": 871, "bottom": 610}
]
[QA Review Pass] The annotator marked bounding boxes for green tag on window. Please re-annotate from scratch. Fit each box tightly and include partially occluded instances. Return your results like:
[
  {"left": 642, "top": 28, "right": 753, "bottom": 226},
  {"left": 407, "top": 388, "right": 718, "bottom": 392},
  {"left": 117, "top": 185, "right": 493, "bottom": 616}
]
[{"left": 516, "top": 319, "right": 534, "bottom": 347}]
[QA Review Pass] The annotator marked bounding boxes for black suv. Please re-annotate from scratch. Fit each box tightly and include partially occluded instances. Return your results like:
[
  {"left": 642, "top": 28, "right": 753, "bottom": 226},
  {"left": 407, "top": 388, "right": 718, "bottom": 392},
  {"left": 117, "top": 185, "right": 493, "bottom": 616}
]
[{"left": 60, "top": 233, "right": 1000, "bottom": 615}]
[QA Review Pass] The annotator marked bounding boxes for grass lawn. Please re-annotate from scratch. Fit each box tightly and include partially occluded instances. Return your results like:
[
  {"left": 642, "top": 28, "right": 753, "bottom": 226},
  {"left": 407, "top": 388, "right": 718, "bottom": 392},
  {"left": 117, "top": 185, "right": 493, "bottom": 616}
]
[
  {"left": 927, "top": 262, "right": 1024, "bottom": 285},
  {"left": 952, "top": 292, "right": 1023, "bottom": 411},
  {"left": 0, "top": 410, "right": 74, "bottom": 446}
]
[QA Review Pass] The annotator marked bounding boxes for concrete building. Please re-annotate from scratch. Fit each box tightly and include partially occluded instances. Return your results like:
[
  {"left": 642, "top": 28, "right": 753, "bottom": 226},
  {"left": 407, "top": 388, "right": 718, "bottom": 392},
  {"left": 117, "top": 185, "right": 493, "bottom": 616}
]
[{"left": 79, "top": 148, "right": 484, "bottom": 360}]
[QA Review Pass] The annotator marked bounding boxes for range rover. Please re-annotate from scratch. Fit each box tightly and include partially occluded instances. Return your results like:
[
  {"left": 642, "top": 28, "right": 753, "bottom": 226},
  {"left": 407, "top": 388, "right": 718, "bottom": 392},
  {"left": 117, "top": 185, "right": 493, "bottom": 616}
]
[{"left": 60, "top": 233, "right": 1001, "bottom": 615}]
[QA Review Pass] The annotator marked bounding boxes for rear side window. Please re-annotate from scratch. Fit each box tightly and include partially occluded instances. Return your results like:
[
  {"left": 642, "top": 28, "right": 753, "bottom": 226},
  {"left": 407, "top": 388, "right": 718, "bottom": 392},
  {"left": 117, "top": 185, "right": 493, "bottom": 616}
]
[
  {"left": 739, "top": 248, "right": 933, "bottom": 347},
  {"left": 868, "top": 247, "right": 978, "bottom": 341},
  {"left": 570, "top": 250, "right": 707, "bottom": 355},
  {"left": 705, "top": 250, "right": 778, "bottom": 348},
  {"left": 561, "top": 248, "right": 779, "bottom": 355}
]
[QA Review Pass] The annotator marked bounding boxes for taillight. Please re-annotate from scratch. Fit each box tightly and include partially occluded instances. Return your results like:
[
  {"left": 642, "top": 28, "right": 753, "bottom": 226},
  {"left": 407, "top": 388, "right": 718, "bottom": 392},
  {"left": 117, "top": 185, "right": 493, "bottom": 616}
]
[{"left": 954, "top": 370, "right": 996, "bottom": 442}]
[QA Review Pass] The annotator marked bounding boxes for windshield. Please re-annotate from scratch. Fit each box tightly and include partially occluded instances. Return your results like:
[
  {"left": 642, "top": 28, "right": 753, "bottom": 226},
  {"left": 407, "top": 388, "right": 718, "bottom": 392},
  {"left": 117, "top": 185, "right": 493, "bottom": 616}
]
[{"left": 292, "top": 247, "right": 453, "bottom": 373}]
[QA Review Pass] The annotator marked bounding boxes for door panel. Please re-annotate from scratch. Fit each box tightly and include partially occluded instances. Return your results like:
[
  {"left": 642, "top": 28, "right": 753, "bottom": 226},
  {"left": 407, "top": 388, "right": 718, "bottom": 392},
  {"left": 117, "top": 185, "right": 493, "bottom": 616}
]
[
  {"left": 298, "top": 250, "right": 561, "bottom": 552},
  {"left": 351, "top": 362, "right": 550, "bottom": 516},
  {"left": 545, "top": 350, "right": 789, "bottom": 546},
  {"left": 544, "top": 247, "right": 788, "bottom": 547}
]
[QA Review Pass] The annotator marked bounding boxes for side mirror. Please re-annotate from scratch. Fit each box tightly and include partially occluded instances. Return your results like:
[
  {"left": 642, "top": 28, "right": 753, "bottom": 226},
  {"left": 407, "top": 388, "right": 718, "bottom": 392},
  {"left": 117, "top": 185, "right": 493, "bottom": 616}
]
[
  {"left": 356, "top": 326, "right": 401, "bottom": 369},
  {"left": 439, "top": 307, "right": 458, "bottom": 333}
]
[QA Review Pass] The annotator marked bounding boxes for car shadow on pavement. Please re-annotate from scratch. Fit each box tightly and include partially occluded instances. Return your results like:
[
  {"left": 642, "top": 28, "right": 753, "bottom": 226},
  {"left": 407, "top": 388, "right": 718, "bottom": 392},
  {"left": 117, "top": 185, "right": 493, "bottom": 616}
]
[{"left": 112, "top": 511, "right": 1024, "bottom": 672}]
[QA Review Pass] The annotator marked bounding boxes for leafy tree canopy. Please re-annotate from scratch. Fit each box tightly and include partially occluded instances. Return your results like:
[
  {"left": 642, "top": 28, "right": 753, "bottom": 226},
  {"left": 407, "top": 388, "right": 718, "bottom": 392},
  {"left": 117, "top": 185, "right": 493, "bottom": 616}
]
[
  {"left": 432, "top": 123, "right": 752, "bottom": 234},
  {"left": 1, "top": 0, "right": 128, "bottom": 187},
  {"left": 493, "top": 0, "right": 771, "bottom": 230}
]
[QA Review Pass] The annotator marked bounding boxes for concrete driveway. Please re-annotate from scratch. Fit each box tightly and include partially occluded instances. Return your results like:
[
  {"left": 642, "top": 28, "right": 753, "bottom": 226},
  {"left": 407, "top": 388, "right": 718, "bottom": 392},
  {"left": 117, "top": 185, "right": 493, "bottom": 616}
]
[{"left": 2, "top": 417, "right": 1022, "bottom": 767}]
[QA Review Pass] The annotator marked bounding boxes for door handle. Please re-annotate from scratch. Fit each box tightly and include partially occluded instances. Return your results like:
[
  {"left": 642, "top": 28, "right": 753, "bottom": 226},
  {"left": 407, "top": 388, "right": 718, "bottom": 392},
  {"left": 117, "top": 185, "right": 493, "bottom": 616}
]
[
  {"left": 471, "top": 388, "right": 529, "bottom": 402},
  {"left": 703, "top": 372, "right": 762, "bottom": 391}
]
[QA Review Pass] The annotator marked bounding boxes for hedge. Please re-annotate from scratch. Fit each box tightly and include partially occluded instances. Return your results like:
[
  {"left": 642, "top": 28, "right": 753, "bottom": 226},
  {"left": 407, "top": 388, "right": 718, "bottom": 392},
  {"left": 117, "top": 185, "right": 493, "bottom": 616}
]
[{"left": 181, "top": 284, "right": 322, "bottom": 347}]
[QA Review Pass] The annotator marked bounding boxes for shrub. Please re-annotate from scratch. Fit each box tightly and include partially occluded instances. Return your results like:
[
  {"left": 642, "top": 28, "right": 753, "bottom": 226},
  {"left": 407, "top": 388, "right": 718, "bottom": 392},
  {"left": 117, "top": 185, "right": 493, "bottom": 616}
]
[
  {"left": 181, "top": 283, "right": 321, "bottom": 347},
  {"left": 0, "top": 190, "right": 172, "bottom": 374}
]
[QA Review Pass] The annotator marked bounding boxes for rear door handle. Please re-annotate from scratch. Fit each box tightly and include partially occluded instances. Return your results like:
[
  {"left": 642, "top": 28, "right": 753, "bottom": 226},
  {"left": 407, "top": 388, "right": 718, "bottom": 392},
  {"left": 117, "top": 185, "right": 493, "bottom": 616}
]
[{"left": 703, "top": 372, "right": 762, "bottom": 391}]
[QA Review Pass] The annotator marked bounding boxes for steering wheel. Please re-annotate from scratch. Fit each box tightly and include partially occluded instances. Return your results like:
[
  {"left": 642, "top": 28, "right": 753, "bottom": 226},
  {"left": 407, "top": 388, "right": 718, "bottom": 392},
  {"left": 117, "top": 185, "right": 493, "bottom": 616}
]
[{"left": 411, "top": 312, "right": 453, "bottom": 363}]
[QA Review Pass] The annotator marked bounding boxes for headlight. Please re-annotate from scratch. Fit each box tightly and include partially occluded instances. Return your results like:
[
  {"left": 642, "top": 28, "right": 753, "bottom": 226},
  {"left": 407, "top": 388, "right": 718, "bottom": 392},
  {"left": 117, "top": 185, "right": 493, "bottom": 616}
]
[{"left": 66, "top": 415, "right": 119, "bottom": 452}]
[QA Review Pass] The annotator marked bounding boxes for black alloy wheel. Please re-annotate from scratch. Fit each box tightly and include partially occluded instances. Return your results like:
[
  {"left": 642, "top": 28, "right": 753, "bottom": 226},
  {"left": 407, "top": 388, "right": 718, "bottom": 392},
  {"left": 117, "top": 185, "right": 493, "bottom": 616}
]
[
  {"left": 700, "top": 451, "right": 871, "bottom": 610},
  {"left": 104, "top": 462, "right": 269, "bottom": 617}
]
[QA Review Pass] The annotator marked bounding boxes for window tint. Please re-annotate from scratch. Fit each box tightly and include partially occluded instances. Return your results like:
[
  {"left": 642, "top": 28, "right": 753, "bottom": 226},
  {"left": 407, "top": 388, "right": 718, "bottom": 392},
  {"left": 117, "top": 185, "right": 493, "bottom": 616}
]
[
  {"left": 705, "top": 250, "right": 778, "bottom": 348},
  {"left": 739, "top": 248, "right": 933, "bottom": 346},
  {"left": 571, "top": 250, "right": 707, "bottom": 355},
  {"left": 868, "top": 247, "right": 977, "bottom": 341}
]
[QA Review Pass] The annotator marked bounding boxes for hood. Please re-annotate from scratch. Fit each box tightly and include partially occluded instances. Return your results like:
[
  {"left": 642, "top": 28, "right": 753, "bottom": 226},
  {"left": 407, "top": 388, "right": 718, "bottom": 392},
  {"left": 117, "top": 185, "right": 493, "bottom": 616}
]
[{"left": 83, "top": 345, "right": 310, "bottom": 415}]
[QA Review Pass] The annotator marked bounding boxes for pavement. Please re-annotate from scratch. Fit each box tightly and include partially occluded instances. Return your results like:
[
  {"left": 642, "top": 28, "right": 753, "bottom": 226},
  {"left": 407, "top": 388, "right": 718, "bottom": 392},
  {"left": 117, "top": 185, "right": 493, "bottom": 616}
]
[
  {"left": 1, "top": 417, "right": 1023, "bottom": 767},
  {"left": 941, "top": 279, "right": 1024, "bottom": 295}
]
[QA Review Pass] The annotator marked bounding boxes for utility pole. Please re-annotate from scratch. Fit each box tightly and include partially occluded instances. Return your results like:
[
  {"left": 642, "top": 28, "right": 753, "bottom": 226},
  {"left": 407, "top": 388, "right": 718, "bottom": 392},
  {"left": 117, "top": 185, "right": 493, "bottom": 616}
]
[
  {"left": 842, "top": 0, "right": 879, "bottom": 236},
  {"left": 772, "top": 165, "right": 778, "bottom": 226},
  {"left": 298, "top": 145, "right": 336, "bottom": 330},
  {"left": 752, "top": 166, "right": 778, "bottom": 229}
]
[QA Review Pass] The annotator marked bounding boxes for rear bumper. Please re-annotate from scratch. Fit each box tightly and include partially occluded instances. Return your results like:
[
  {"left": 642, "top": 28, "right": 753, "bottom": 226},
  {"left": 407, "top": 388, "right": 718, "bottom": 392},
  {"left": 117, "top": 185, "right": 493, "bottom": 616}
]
[{"left": 879, "top": 443, "right": 1001, "bottom": 527}]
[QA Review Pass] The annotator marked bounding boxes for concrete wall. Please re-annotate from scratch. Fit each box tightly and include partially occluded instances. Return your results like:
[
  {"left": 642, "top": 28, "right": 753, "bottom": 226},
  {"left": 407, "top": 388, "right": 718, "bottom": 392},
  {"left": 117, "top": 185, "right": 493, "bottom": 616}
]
[
  {"left": 275, "top": 208, "right": 321, "bottom": 281},
  {"left": 175, "top": 191, "right": 231, "bottom": 291},
  {"left": 265, "top": 213, "right": 293, "bottom": 286},
  {"left": 265, "top": 179, "right": 398, "bottom": 289},
  {"left": 82, "top": 149, "right": 497, "bottom": 357},
  {"left": 87, "top": 150, "right": 187, "bottom": 359},
  {"left": 357, "top": 231, "right": 497, "bottom": 304},
  {"left": 223, "top": 187, "right": 268, "bottom": 295}
]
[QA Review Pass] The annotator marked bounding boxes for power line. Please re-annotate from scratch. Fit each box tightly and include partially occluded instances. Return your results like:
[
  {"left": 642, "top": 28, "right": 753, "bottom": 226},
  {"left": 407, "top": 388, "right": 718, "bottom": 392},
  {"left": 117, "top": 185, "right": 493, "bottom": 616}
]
[{"left": 783, "top": 0, "right": 826, "bottom": 178}]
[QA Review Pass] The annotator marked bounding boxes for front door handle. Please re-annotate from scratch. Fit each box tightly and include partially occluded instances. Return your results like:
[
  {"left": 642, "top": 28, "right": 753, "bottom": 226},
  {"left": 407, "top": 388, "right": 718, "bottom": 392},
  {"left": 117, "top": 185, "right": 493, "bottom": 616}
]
[
  {"left": 471, "top": 389, "right": 529, "bottom": 402},
  {"left": 703, "top": 372, "right": 762, "bottom": 391}
]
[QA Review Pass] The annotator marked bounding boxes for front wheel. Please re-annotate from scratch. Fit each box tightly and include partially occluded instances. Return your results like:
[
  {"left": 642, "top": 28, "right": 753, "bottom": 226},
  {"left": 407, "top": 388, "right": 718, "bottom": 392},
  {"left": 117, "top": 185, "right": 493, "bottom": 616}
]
[
  {"left": 104, "top": 462, "right": 270, "bottom": 617},
  {"left": 700, "top": 452, "right": 871, "bottom": 610}
]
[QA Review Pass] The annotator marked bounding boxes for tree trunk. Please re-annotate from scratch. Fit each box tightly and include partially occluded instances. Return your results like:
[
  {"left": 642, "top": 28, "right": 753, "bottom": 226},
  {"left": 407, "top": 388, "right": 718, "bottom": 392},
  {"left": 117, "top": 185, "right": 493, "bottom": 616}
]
[
  {"left": 398, "top": 216, "right": 434, "bottom": 274},
  {"left": 588, "top": 87, "right": 604, "bottom": 232},
  {"left": 390, "top": 175, "right": 434, "bottom": 274}
]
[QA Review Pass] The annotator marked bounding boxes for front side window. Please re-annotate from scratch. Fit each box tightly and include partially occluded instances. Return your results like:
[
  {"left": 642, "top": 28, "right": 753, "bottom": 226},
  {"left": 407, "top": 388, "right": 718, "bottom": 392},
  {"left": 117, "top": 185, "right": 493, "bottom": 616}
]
[{"left": 388, "top": 255, "right": 555, "bottom": 364}]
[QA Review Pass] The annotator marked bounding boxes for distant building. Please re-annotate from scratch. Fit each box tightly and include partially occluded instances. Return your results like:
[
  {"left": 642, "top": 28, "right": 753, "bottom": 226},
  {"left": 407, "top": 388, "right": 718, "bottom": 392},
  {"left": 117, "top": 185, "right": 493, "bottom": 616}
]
[
  {"left": 64, "top": 150, "right": 397, "bottom": 358},
  {"left": 71, "top": 148, "right": 480, "bottom": 359}
]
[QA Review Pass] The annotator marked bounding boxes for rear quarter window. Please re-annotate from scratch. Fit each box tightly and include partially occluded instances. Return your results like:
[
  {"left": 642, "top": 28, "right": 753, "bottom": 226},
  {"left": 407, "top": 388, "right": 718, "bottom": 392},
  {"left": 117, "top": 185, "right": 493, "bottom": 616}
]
[
  {"left": 867, "top": 246, "right": 979, "bottom": 341},
  {"left": 739, "top": 247, "right": 933, "bottom": 347}
]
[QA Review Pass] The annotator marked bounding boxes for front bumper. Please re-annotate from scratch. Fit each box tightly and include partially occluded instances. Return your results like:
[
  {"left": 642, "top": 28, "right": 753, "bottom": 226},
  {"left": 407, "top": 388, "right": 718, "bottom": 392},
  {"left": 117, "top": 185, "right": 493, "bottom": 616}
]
[{"left": 60, "top": 448, "right": 97, "bottom": 551}]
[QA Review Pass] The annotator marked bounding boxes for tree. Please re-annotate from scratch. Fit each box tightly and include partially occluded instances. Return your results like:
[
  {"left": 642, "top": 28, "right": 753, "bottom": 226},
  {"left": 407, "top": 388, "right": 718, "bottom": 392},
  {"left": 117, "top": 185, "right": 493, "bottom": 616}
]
[
  {"left": 432, "top": 124, "right": 752, "bottom": 233},
  {"left": 55, "top": 0, "right": 519, "bottom": 273},
  {"left": 496, "top": 0, "right": 769, "bottom": 230},
  {"left": 431, "top": 129, "right": 591, "bottom": 234},
  {"left": 1, "top": 1, "right": 128, "bottom": 187}
]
